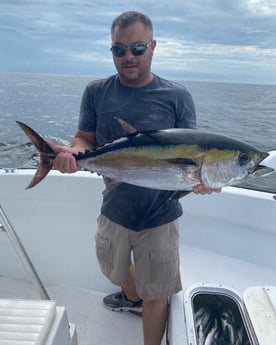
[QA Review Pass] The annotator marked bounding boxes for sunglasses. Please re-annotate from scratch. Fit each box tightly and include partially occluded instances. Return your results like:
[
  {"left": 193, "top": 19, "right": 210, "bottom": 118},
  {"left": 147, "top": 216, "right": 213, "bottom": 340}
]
[{"left": 110, "top": 41, "right": 152, "bottom": 57}]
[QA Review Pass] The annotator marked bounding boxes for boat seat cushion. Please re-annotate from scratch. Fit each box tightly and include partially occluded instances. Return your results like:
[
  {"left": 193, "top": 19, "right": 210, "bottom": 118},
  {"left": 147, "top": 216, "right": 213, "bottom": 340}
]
[{"left": 0, "top": 298, "right": 56, "bottom": 344}]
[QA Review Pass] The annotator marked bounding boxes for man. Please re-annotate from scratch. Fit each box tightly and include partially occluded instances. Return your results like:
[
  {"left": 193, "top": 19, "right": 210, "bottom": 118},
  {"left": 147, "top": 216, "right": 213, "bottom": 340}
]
[{"left": 51, "top": 11, "right": 220, "bottom": 345}]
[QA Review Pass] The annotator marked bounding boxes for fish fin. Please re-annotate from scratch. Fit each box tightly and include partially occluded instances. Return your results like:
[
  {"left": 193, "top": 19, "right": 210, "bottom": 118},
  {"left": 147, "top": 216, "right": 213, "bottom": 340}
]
[
  {"left": 114, "top": 117, "right": 159, "bottom": 141},
  {"left": 16, "top": 121, "right": 55, "bottom": 189},
  {"left": 26, "top": 157, "right": 53, "bottom": 189},
  {"left": 114, "top": 116, "right": 138, "bottom": 136},
  {"left": 170, "top": 191, "right": 191, "bottom": 200},
  {"left": 165, "top": 158, "right": 199, "bottom": 166},
  {"left": 16, "top": 121, "right": 55, "bottom": 155},
  {"left": 102, "top": 180, "right": 122, "bottom": 194}
]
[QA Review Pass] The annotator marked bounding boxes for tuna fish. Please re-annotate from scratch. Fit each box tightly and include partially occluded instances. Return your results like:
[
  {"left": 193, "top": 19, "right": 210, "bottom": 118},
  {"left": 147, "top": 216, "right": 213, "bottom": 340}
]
[{"left": 16, "top": 118, "right": 274, "bottom": 192}]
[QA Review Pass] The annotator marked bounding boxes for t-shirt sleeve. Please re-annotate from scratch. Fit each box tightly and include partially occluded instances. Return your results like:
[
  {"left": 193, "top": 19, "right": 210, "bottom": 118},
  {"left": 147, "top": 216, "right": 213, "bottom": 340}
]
[
  {"left": 78, "top": 85, "right": 97, "bottom": 132},
  {"left": 174, "top": 85, "right": 197, "bottom": 129}
]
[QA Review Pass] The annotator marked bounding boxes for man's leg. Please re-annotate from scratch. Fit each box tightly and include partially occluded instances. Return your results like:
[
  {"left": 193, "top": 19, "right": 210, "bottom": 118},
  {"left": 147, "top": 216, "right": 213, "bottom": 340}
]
[
  {"left": 103, "top": 263, "right": 142, "bottom": 312},
  {"left": 124, "top": 265, "right": 168, "bottom": 345},
  {"left": 132, "top": 220, "right": 181, "bottom": 345},
  {"left": 122, "top": 263, "right": 140, "bottom": 302},
  {"left": 142, "top": 297, "right": 168, "bottom": 345},
  {"left": 97, "top": 215, "right": 142, "bottom": 312}
]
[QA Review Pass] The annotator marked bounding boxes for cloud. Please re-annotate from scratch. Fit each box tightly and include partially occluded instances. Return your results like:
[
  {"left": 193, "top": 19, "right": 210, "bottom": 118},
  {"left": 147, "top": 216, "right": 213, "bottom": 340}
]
[
  {"left": 152, "top": 36, "right": 276, "bottom": 83},
  {"left": 246, "top": 0, "right": 276, "bottom": 16},
  {"left": 0, "top": 0, "right": 275, "bottom": 84}
]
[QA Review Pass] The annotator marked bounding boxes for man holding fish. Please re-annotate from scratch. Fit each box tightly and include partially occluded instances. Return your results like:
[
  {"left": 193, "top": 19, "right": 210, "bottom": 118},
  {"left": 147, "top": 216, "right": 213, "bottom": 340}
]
[{"left": 49, "top": 11, "right": 221, "bottom": 345}]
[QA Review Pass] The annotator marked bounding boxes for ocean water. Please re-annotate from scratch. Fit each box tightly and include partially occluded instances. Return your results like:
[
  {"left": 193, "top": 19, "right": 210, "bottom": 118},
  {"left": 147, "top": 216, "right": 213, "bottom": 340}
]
[{"left": 0, "top": 72, "right": 276, "bottom": 193}]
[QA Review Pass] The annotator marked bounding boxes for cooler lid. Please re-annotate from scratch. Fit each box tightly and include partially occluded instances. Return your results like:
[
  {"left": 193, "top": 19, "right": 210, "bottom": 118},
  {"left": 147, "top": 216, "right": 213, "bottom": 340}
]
[{"left": 243, "top": 286, "right": 276, "bottom": 345}]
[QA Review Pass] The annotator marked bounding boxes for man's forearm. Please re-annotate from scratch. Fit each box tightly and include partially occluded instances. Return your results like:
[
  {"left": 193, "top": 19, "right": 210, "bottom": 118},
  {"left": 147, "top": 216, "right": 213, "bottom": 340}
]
[{"left": 71, "top": 137, "right": 96, "bottom": 152}]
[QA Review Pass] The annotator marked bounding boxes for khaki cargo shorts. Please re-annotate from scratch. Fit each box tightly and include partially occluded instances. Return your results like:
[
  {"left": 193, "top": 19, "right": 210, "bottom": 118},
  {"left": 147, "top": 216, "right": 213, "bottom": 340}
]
[{"left": 95, "top": 214, "right": 182, "bottom": 301}]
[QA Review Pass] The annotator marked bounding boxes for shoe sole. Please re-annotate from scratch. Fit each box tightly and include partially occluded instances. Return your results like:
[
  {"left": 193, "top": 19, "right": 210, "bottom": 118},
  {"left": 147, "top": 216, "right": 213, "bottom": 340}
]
[
  {"left": 104, "top": 305, "right": 142, "bottom": 313},
  {"left": 129, "top": 310, "right": 142, "bottom": 317}
]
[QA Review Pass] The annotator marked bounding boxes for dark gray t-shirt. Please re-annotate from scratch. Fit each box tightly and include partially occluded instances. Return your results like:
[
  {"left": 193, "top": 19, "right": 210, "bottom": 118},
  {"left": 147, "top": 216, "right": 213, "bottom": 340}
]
[{"left": 78, "top": 74, "right": 196, "bottom": 231}]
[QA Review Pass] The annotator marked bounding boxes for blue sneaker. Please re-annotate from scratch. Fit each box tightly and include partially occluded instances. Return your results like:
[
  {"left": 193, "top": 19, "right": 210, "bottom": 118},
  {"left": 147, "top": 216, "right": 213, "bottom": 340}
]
[{"left": 103, "top": 291, "right": 142, "bottom": 313}]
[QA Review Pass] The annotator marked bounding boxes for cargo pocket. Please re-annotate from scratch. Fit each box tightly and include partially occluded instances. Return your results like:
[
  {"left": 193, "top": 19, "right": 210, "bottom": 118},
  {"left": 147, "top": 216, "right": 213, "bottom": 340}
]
[
  {"left": 149, "top": 249, "right": 179, "bottom": 283},
  {"left": 95, "top": 233, "right": 113, "bottom": 277}
]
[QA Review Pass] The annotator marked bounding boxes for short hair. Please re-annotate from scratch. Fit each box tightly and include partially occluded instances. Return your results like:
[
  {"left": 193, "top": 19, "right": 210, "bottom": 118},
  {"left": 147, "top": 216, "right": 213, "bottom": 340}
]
[{"left": 111, "top": 11, "right": 153, "bottom": 40}]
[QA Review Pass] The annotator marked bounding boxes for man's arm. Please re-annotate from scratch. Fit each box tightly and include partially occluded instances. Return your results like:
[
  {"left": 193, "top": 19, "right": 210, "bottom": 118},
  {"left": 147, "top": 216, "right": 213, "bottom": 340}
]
[{"left": 71, "top": 129, "right": 97, "bottom": 152}]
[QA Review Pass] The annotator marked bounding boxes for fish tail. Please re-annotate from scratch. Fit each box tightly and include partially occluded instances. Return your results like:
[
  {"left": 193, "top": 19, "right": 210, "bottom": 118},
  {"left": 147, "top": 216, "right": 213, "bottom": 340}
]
[{"left": 16, "top": 121, "right": 55, "bottom": 189}]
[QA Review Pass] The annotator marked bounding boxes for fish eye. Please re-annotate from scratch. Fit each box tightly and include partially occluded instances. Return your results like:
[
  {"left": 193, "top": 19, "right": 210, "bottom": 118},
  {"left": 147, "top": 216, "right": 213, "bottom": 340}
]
[{"left": 238, "top": 152, "right": 250, "bottom": 165}]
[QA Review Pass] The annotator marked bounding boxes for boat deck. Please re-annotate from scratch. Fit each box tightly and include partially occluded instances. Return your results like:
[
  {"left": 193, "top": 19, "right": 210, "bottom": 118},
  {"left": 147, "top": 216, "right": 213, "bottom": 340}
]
[{"left": 1, "top": 244, "right": 276, "bottom": 345}]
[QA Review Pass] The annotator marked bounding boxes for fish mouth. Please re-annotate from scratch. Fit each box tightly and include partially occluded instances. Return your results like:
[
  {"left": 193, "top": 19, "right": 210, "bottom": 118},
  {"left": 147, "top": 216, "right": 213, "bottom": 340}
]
[
  {"left": 248, "top": 152, "right": 274, "bottom": 177},
  {"left": 249, "top": 164, "right": 274, "bottom": 177}
]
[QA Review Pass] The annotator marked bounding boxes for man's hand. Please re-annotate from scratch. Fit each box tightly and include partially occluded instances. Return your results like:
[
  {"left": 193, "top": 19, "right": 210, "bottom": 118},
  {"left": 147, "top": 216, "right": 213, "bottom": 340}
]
[
  {"left": 47, "top": 141, "right": 80, "bottom": 174},
  {"left": 47, "top": 129, "right": 96, "bottom": 174},
  {"left": 193, "top": 184, "right": 221, "bottom": 195}
]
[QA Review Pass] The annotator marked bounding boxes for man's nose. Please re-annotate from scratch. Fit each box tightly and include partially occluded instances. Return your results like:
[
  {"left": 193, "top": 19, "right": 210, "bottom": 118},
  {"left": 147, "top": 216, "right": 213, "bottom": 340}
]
[{"left": 124, "top": 47, "right": 135, "bottom": 58}]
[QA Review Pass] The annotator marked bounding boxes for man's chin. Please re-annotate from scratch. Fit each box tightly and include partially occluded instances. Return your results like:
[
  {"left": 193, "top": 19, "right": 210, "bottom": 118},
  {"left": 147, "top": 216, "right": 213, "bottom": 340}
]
[{"left": 119, "top": 72, "right": 140, "bottom": 84}]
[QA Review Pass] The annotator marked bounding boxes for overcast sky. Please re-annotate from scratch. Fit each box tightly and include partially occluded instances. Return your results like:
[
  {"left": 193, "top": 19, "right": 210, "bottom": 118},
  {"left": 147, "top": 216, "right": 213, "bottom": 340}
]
[{"left": 0, "top": 0, "right": 275, "bottom": 84}]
